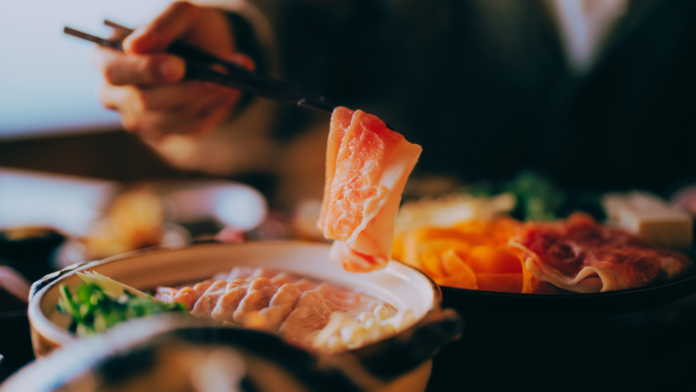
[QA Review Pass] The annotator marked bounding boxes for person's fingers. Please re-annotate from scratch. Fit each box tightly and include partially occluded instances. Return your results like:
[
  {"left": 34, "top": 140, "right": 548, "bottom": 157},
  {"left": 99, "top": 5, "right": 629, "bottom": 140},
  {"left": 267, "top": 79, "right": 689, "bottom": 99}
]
[
  {"left": 132, "top": 82, "right": 233, "bottom": 111},
  {"left": 99, "top": 80, "right": 239, "bottom": 113},
  {"left": 99, "top": 82, "right": 240, "bottom": 138},
  {"left": 92, "top": 48, "right": 185, "bottom": 86},
  {"left": 177, "top": 86, "right": 241, "bottom": 121},
  {"left": 135, "top": 97, "right": 232, "bottom": 139},
  {"left": 98, "top": 83, "right": 132, "bottom": 112},
  {"left": 98, "top": 84, "right": 157, "bottom": 133},
  {"left": 161, "top": 91, "right": 238, "bottom": 135},
  {"left": 188, "top": 94, "right": 240, "bottom": 135},
  {"left": 124, "top": 3, "right": 235, "bottom": 59},
  {"left": 107, "top": 27, "right": 130, "bottom": 42},
  {"left": 99, "top": 81, "right": 237, "bottom": 119},
  {"left": 124, "top": 1, "right": 202, "bottom": 54},
  {"left": 227, "top": 52, "right": 256, "bottom": 72}
]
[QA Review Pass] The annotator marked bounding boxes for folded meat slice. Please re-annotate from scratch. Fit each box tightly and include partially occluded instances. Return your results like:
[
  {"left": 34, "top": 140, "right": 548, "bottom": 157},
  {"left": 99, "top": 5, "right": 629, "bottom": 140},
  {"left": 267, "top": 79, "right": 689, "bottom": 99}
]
[
  {"left": 244, "top": 283, "right": 303, "bottom": 330},
  {"left": 155, "top": 284, "right": 207, "bottom": 310},
  {"left": 249, "top": 267, "right": 279, "bottom": 279},
  {"left": 190, "top": 280, "right": 228, "bottom": 319},
  {"left": 156, "top": 278, "right": 215, "bottom": 309},
  {"left": 154, "top": 268, "right": 404, "bottom": 353},
  {"left": 279, "top": 289, "right": 335, "bottom": 345},
  {"left": 224, "top": 266, "right": 255, "bottom": 281},
  {"left": 316, "top": 283, "right": 393, "bottom": 318},
  {"left": 293, "top": 278, "right": 319, "bottom": 292},
  {"left": 318, "top": 107, "right": 422, "bottom": 272},
  {"left": 213, "top": 267, "right": 279, "bottom": 282},
  {"left": 270, "top": 271, "right": 299, "bottom": 286},
  {"left": 313, "top": 283, "right": 358, "bottom": 313},
  {"left": 233, "top": 277, "right": 278, "bottom": 323},
  {"left": 155, "top": 287, "right": 178, "bottom": 303},
  {"left": 510, "top": 213, "right": 693, "bottom": 293},
  {"left": 172, "top": 287, "right": 204, "bottom": 310},
  {"left": 193, "top": 279, "right": 215, "bottom": 293},
  {"left": 177, "top": 274, "right": 319, "bottom": 324},
  {"left": 210, "top": 279, "right": 250, "bottom": 323}
]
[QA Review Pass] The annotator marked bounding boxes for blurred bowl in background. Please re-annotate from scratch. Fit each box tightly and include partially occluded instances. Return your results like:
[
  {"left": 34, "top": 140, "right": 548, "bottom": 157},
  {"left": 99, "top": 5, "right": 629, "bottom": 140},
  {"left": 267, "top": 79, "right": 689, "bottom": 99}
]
[
  {"left": 0, "top": 169, "right": 269, "bottom": 266},
  {"left": 0, "top": 168, "right": 117, "bottom": 238},
  {"left": 1, "top": 317, "right": 367, "bottom": 392},
  {"left": 155, "top": 180, "right": 267, "bottom": 231},
  {"left": 0, "top": 227, "right": 66, "bottom": 282}
]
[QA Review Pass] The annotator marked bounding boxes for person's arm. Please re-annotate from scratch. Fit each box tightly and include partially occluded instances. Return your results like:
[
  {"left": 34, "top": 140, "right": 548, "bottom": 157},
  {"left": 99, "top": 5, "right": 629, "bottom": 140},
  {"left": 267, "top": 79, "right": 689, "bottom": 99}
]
[
  {"left": 91, "top": 1, "right": 290, "bottom": 179},
  {"left": 92, "top": 0, "right": 378, "bottom": 207},
  {"left": 93, "top": 2, "right": 258, "bottom": 141}
]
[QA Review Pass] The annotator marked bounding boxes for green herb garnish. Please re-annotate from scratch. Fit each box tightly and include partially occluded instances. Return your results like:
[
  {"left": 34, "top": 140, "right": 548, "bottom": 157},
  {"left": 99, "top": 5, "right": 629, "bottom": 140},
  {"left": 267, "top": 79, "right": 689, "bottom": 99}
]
[
  {"left": 464, "top": 170, "right": 605, "bottom": 221},
  {"left": 57, "top": 283, "right": 186, "bottom": 336}
]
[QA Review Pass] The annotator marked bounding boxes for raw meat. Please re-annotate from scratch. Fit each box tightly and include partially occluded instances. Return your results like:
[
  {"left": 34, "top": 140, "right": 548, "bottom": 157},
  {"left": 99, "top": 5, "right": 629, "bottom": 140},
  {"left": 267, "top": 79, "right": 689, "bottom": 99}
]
[{"left": 318, "top": 107, "right": 422, "bottom": 272}]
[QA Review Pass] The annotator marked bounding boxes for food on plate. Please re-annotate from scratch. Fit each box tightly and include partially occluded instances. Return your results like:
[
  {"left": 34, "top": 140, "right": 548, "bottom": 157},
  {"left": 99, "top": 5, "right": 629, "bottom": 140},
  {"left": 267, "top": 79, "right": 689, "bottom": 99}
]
[
  {"left": 60, "top": 265, "right": 414, "bottom": 353},
  {"left": 603, "top": 192, "right": 693, "bottom": 251},
  {"left": 509, "top": 213, "right": 693, "bottom": 293},
  {"left": 394, "top": 216, "right": 525, "bottom": 292},
  {"left": 156, "top": 266, "right": 412, "bottom": 352},
  {"left": 318, "top": 107, "right": 422, "bottom": 272},
  {"left": 394, "top": 190, "right": 694, "bottom": 293}
]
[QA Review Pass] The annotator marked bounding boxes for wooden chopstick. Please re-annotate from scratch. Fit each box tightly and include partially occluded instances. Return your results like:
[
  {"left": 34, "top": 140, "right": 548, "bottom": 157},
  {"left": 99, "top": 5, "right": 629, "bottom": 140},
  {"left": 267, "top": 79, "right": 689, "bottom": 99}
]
[
  {"left": 64, "top": 27, "right": 122, "bottom": 50},
  {"left": 103, "top": 20, "right": 132, "bottom": 35},
  {"left": 63, "top": 23, "right": 337, "bottom": 116}
]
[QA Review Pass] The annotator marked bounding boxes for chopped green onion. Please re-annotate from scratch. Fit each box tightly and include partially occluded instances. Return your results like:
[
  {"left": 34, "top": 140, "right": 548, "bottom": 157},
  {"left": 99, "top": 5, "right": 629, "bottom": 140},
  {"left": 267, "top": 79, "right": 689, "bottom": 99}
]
[{"left": 56, "top": 282, "right": 186, "bottom": 336}]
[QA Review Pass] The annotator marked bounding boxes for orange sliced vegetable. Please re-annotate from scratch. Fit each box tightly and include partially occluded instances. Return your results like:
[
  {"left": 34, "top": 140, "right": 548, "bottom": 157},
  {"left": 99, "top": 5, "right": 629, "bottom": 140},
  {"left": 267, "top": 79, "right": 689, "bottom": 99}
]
[
  {"left": 441, "top": 249, "right": 470, "bottom": 277},
  {"left": 434, "top": 274, "right": 478, "bottom": 290},
  {"left": 421, "top": 250, "right": 447, "bottom": 277},
  {"left": 466, "top": 245, "right": 522, "bottom": 274},
  {"left": 520, "top": 256, "right": 535, "bottom": 294},
  {"left": 401, "top": 233, "right": 474, "bottom": 269},
  {"left": 421, "top": 249, "right": 478, "bottom": 290},
  {"left": 394, "top": 216, "right": 524, "bottom": 292},
  {"left": 475, "top": 273, "right": 523, "bottom": 293}
]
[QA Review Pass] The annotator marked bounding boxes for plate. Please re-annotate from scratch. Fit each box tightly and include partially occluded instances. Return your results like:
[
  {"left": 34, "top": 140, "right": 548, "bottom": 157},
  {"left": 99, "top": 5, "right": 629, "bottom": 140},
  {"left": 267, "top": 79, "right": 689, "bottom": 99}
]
[
  {"left": 441, "top": 254, "right": 696, "bottom": 317},
  {"left": 27, "top": 241, "right": 464, "bottom": 392},
  {"left": 29, "top": 241, "right": 441, "bottom": 353}
]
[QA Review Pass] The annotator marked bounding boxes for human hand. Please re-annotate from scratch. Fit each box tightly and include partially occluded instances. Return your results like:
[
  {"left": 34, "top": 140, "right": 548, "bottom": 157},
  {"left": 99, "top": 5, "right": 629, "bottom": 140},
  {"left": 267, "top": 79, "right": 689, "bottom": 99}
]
[{"left": 93, "top": 2, "right": 255, "bottom": 141}]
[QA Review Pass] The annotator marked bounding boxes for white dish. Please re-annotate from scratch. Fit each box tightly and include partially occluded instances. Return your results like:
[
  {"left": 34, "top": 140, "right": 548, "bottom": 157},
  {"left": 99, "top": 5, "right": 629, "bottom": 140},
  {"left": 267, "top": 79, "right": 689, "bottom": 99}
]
[{"left": 28, "top": 241, "right": 446, "bottom": 392}]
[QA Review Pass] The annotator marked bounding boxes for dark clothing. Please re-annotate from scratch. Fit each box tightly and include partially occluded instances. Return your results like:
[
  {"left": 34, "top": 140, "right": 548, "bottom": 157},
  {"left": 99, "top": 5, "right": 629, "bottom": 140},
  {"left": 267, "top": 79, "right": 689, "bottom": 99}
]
[{"left": 251, "top": 0, "right": 696, "bottom": 193}]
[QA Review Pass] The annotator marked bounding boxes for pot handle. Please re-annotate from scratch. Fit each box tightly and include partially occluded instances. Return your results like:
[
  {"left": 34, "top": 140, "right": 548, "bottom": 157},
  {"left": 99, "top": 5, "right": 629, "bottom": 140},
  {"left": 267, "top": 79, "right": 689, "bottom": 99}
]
[
  {"left": 29, "top": 261, "right": 89, "bottom": 302},
  {"left": 349, "top": 308, "right": 465, "bottom": 380}
]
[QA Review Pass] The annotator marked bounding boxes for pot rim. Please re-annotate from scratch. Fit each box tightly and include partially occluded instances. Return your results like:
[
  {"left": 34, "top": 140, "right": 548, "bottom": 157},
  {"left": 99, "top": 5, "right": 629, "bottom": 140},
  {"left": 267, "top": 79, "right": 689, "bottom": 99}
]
[{"left": 28, "top": 240, "right": 442, "bottom": 351}]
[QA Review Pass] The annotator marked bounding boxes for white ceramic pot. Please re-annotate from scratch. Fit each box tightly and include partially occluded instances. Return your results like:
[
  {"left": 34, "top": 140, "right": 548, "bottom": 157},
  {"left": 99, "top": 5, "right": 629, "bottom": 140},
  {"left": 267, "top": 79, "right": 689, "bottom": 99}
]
[{"left": 28, "top": 241, "right": 458, "bottom": 392}]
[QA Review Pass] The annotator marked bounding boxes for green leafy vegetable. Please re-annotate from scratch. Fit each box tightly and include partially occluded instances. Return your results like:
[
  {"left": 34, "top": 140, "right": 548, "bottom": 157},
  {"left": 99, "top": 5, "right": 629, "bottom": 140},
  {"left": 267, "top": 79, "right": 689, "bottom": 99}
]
[
  {"left": 57, "top": 283, "right": 185, "bottom": 336},
  {"left": 503, "top": 171, "right": 566, "bottom": 221},
  {"left": 465, "top": 170, "right": 605, "bottom": 221}
]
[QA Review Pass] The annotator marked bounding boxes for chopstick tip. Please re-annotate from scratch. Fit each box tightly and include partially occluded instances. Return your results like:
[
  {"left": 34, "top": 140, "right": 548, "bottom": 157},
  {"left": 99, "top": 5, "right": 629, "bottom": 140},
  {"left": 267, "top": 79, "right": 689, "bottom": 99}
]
[{"left": 104, "top": 19, "right": 134, "bottom": 34}]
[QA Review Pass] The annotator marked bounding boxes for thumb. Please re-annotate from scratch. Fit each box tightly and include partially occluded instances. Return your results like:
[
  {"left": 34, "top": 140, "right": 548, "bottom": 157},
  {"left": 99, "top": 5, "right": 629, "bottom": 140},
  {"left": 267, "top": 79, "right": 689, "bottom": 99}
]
[{"left": 123, "top": 2, "right": 202, "bottom": 54}]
